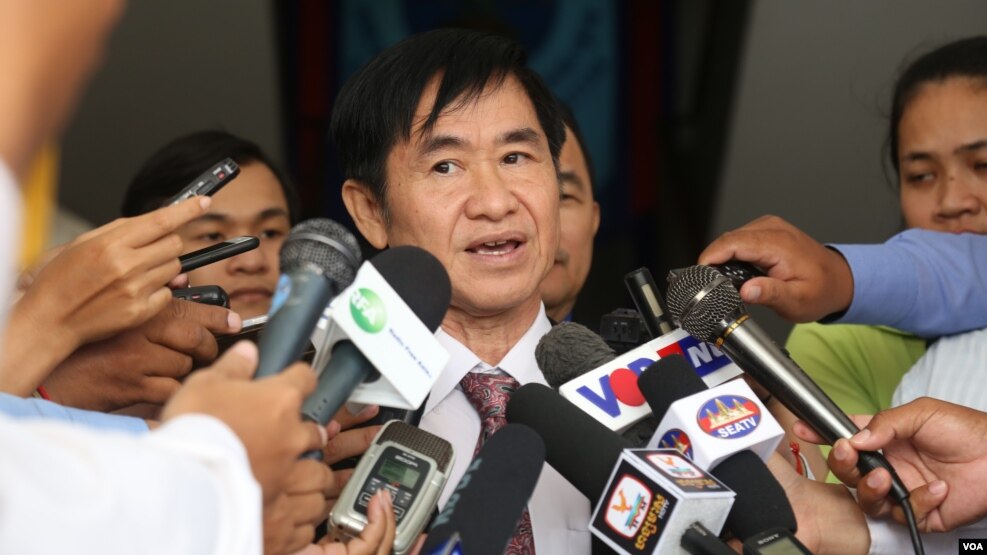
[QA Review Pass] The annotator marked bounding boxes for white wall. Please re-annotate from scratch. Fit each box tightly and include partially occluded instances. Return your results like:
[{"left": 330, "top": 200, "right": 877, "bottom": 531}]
[{"left": 59, "top": 0, "right": 282, "bottom": 226}]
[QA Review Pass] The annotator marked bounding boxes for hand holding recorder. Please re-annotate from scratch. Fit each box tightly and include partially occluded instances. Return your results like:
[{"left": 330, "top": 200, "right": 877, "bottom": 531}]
[{"left": 1, "top": 197, "right": 211, "bottom": 395}]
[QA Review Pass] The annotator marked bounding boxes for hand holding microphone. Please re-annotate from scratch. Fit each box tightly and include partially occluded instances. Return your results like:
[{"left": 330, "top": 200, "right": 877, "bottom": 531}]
[
  {"left": 667, "top": 264, "right": 926, "bottom": 554},
  {"left": 697, "top": 215, "right": 854, "bottom": 322},
  {"left": 794, "top": 397, "right": 987, "bottom": 534}
]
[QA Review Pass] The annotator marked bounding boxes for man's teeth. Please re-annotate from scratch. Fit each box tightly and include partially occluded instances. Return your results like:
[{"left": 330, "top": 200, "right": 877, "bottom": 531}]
[{"left": 475, "top": 240, "right": 514, "bottom": 254}]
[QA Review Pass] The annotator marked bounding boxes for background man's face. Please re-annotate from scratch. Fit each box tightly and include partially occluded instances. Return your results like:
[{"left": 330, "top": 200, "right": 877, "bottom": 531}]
[
  {"left": 380, "top": 75, "right": 560, "bottom": 317},
  {"left": 540, "top": 127, "right": 600, "bottom": 321}
]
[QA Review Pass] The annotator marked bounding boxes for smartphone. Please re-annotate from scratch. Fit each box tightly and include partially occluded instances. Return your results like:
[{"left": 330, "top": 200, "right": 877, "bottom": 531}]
[
  {"left": 172, "top": 285, "right": 230, "bottom": 308},
  {"left": 179, "top": 236, "right": 260, "bottom": 273},
  {"left": 168, "top": 157, "right": 240, "bottom": 205}
]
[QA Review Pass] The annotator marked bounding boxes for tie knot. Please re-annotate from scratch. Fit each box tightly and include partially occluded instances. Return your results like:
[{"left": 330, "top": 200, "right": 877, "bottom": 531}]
[{"left": 460, "top": 372, "right": 519, "bottom": 438}]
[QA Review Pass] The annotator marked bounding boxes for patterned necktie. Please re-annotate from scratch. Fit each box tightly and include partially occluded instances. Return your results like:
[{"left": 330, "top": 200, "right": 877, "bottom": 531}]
[{"left": 460, "top": 372, "right": 536, "bottom": 555}]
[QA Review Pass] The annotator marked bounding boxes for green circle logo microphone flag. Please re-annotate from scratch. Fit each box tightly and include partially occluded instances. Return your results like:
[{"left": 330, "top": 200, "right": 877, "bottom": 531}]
[{"left": 350, "top": 288, "right": 386, "bottom": 333}]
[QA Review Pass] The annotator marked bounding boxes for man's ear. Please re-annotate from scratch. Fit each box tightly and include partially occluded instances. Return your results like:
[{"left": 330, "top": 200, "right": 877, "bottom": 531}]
[{"left": 341, "top": 179, "right": 389, "bottom": 249}]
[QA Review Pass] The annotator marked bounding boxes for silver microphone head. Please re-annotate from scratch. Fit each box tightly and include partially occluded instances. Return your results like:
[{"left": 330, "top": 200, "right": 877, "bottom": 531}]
[
  {"left": 280, "top": 218, "right": 362, "bottom": 289},
  {"left": 666, "top": 265, "right": 744, "bottom": 342}
]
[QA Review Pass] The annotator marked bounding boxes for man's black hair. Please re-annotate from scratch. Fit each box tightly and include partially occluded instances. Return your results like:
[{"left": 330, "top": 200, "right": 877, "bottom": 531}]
[
  {"left": 559, "top": 102, "right": 596, "bottom": 193},
  {"left": 330, "top": 28, "right": 564, "bottom": 220},
  {"left": 121, "top": 129, "right": 300, "bottom": 223}
]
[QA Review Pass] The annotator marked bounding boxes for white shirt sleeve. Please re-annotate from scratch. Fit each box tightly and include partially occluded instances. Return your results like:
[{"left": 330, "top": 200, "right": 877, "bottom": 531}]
[
  {"left": 0, "top": 413, "right": 262, "bottom": 555},
  {"left": 867, "top": 514, "right": 987, "bottom": 555}
]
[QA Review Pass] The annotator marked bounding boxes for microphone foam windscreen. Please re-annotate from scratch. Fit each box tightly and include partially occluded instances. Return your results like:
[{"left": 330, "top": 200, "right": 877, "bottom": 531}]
[
  {"left": 369, "top": 246, "right": 450, "bottom": 332},
  {"left": 710, "top": 450, "right": 798, "bottom": 539},
  {"left": 280, "top": 218, "right": 362, "bottom": 287},
  {"left": 507, "top": 383, "right": 631, "bottom": 499},
  {"left": 637, "top": 354, "right": 707, "bottom": 419},
  {"left": 424, "top": 424, "right": 545, "bottom": 555},
  {"left": 666, "top": 265, "right": 743, "bottom": 342},
  {"left": 534, "top": 322, "right": 617, "bottom": 389}
]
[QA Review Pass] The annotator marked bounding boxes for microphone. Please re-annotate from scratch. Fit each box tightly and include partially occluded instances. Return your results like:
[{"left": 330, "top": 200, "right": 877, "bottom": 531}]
[
  {"left": 624, "top": 267, "right": 675, "bottom": 338},
  {"left": 535, "top": 322, "right": 656, "bottom": 445},
  {"left": 638, "top": 355, "right": 797, "bottom": 541},
  {"left": 254, "top": 219, "right": 361, "bottom": 378},
  {"left": 535, "top": 319, "right": 743, "bottom": 434},
  {"left": 665, "top": 264, "right": 909, "bottom": 503},
  {"left": 507, "top": 384, "right": 735, "bottom": 554},
  {"left": 508, "top": 382, "right": 631, "bottom": 499},
  {"left": 422, "top": 424, "right": 545, "bottom": 555},
  {"left": 641, "top": 355, "right": 783, "bottom": 468},
  {"left": 300, "top": 246, "right": 451, "bottom": 426}
]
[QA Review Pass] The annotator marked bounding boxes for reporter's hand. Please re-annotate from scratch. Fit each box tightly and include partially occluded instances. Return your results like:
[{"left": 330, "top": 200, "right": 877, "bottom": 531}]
[
  {"left": 758, "top": 452, "right": 870, "bottom": 555},
  {"left": 42, "top": 299, "right": 241, "bottom": 412},
  {"left": 20, "top": 197, "right": 210, "bottom": 346},
  {"left": 161, "top": 341, "right": 324, "bottom": 504},
  {"left": 322, "top": 420, "right": 382, "bottom": 515},
  {"left": 291, "top": 490, "right": 397, "bottom": 555},
  {"left": 793, "top": 397, "right": 987, "bottom": 532},
  {"left": 265, "top": 458, "right": 336, "bottom": 555},
  {"left": 0, "top": 198, "right": 210, "bottom": 395},
  {"left": 698, "top": 215, "right": 854, "bottom": 322}
]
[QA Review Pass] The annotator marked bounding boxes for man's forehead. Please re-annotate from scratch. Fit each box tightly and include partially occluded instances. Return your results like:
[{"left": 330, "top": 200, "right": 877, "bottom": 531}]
[{"left": 406, "top": 73, "right": 541, "bottom": 146}]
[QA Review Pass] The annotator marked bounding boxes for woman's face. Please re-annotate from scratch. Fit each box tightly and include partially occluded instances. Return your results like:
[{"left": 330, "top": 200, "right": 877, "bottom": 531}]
[
  {"left": 177, "top": 161, "right": 291, "bottom": 318},
  {"left": 898, "top": 77, "right": 987, "bottom": 234}
]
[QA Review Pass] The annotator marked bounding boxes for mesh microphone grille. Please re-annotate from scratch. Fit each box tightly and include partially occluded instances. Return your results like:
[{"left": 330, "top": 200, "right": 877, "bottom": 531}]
[
  {"left": 666, "top": 265, "right": 743, "bottom": 342},
  {"left": 279, "top": 219, "right": 361, "bottom": 289}
]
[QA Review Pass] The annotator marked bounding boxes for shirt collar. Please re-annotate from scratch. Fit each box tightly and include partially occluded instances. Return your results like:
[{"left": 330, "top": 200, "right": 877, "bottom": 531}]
[{"left": 425, "top": 303, "right": 552, "bottom": 413}]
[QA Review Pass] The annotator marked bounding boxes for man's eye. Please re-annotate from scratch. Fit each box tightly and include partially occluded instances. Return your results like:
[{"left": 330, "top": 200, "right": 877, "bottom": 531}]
[
  {"left": 434, "top": 161, "right": 453, "bottom": 174},
  {"left": 504, "top": 153, "right": 527, "bottom": 164}
]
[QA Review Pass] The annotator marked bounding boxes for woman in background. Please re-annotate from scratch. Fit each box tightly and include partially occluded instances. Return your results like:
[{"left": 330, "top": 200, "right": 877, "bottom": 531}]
[{"left": 785, "top": 35, "right": 987, "bottom": 478}]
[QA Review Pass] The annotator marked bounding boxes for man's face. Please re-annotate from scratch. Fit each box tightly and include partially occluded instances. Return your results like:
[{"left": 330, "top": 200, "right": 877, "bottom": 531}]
[
  {"left": 540, "top": 127, "right": 600, "bottom": 321},
  {"left": 371, "top": 76, "right": 560, "bottom": 317}
]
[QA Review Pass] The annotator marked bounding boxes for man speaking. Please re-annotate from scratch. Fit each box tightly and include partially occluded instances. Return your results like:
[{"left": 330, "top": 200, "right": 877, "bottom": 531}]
[{"left": 333, "top": 29, "right": 590, "bottom": 553}]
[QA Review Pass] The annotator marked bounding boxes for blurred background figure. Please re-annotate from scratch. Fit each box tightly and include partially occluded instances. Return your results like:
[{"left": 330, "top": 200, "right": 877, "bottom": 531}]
[
  {"left": 122, "top": 130, "right": 300, "bottom": 319},
  {"left": 540, "top": 105, "right": 600, "bottom": 324}
]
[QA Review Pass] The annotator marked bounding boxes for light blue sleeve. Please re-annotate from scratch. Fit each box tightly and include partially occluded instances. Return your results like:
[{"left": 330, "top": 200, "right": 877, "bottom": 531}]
[
  {"left": 830, "top": 229, "right": 987, "bottom": 338},
  {"left": 0, "top": 393, "right": 148, "bottom": 434}
]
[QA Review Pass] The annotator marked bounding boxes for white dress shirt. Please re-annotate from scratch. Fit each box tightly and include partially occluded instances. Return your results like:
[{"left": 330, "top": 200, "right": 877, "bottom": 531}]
[
  {"left": 0, "top": 160, "right": 263, "bottom": 554},
  {"left": 419, "top": 304, "right": 592, "bottom": 554}
]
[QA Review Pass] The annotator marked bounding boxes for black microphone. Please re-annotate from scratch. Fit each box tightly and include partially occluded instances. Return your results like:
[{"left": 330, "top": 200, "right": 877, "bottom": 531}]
[
  {"left": 534, "top": 322, "right": 656, "bottom": 446},
  {"left": 507, "top": 384, "right": 735, "bottom": 554},
  {"left": 665, "top": 264, "right": 909, "bottom": 503},
  {"left": 638, "top": 355, "right": 798, "bottom": 541},
  {"left": 625, "top": 267, "right": 675, "bottom": 338},
  {"left": 422, "top": 424, "right": 545, "bottom": 555},
  {"left": 507, "top": 383, "right": 631, "bottom": 500},
  {"left": 300, "top": 246, "right": 450, "bottom": 426},
  {"left": 254, "top": 219, "right": 361, "bottom": 379}
]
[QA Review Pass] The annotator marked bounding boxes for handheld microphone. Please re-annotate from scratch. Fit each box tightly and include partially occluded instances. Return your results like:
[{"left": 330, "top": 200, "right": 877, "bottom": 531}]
[
  {"left": 535, "top": 322, "right": 656, "bottom": 446},
  {"left": 300, "top": 246, "right": 451, "bottom": 426},
  {"left": 625, "top": 267, "right": 675, "bottom": 338},
  {"left": 254, "top": 219, "right": 361, "bottom": 378},
  {"left": 642, "top": 356, "right": 783, "bottom": 468},
  {"left": 507, "top": 384, "right": 735, "bottom": 554},
  {"left": 638, "top": 355, "right": 797, "bottom": 541},
  {"left": 665, "top": 265, "right": 909, "bottom": 503},
  {"left": 422, "top": 424, "right": 545, "bottom": 555},
  {"left": 537, "top": 320, "right": 743, "bottom": 434}
]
